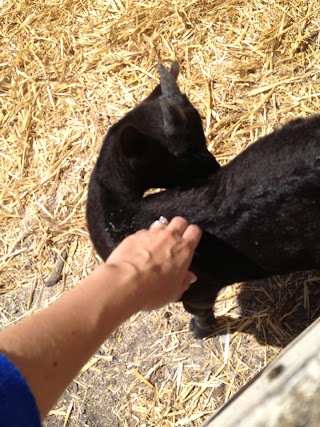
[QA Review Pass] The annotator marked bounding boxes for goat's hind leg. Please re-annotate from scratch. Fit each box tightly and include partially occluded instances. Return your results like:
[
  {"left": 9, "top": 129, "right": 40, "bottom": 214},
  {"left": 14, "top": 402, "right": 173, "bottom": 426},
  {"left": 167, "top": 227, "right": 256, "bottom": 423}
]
[{"left": 183, "top": 299, "right": 217, "bottom": 339}]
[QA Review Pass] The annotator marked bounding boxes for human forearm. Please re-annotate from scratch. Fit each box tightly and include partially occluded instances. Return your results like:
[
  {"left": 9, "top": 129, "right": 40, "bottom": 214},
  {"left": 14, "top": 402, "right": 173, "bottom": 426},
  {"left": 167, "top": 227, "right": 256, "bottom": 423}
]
[
  {"left": 0, "top": 263, "right": 141, "bottom": 419},
  {"left": 0, "top": 217, "right": 201, "bottom": 420}
]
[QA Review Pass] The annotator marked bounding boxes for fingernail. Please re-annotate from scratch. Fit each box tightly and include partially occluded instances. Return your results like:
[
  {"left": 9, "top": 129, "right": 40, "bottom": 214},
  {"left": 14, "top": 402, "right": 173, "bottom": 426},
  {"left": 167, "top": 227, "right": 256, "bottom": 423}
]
[{"left": 190, "top": 273, "right": 197, "bottom": 284}]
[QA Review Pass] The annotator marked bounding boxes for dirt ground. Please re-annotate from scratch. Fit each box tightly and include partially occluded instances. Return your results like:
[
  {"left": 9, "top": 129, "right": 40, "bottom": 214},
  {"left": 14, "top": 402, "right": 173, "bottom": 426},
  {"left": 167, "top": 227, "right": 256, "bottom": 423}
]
[
  {"left": 1, "top": 0, "right": 320, "bottom": 426},
  {"left": 48, "top": 273, "right": 319, "bottom": 427}
]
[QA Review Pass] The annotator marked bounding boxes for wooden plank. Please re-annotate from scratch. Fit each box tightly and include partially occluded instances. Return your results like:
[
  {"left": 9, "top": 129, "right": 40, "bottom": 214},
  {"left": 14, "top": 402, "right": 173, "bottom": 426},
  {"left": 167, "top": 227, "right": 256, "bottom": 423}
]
[{"left": 202, "top": 317, "right": 320, "bottom": 427}]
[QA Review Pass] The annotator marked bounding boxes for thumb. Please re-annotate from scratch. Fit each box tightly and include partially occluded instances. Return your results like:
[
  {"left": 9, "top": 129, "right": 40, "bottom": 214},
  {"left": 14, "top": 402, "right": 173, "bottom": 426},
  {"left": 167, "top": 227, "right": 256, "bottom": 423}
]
[{"left": 181, "top": 271, "right": 198, "bottom": 292}]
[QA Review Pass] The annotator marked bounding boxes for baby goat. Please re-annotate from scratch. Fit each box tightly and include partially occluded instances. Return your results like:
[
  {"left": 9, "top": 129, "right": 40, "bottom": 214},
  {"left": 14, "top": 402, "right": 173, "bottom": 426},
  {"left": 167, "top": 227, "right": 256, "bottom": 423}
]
[
  {"left": 87, "top": 64, "right": 320, "bottom": 338},
  {"left": 87, "top": 63, "right": 220, "bottom": 260}
]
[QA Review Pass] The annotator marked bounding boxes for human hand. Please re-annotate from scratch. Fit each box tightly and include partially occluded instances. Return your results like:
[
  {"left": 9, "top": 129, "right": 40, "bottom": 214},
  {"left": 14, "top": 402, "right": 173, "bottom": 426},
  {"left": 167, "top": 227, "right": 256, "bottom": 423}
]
[{"left": 105, "top": 217, "right": 202, "bottom": 311}]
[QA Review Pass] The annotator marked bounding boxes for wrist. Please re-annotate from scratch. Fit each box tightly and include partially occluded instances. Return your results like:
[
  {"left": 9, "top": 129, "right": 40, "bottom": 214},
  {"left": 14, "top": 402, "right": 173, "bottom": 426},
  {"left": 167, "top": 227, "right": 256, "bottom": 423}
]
[{"left": 96, "top": 262, "right": 145, "bottom": 314}]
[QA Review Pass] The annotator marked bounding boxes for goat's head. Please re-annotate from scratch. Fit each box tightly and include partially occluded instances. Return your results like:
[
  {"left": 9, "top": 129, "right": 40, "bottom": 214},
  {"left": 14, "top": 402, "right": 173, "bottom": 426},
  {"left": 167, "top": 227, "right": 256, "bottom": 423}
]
[{"left": 113, "top": 62, "right": 220, "bottom": 190}]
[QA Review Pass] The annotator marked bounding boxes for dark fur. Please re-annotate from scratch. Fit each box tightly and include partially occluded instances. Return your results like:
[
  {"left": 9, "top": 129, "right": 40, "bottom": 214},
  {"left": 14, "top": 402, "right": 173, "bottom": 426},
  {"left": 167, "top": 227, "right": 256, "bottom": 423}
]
[
  {"left": 87, "top": 63, "right": 220, "bottom": 260},
  {"left": 87, "top": 64, "right": 320, "bottom": 338}
]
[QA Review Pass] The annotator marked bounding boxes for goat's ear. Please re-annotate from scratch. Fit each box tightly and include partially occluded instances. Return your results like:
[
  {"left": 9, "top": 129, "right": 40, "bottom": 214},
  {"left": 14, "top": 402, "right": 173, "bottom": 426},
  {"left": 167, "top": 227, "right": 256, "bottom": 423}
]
[
  {"left": 118, "top": 124, "right": 147, "bottom": 158},
  {"left": 159, "top": 97, "right": 186, "bottom": 139}
]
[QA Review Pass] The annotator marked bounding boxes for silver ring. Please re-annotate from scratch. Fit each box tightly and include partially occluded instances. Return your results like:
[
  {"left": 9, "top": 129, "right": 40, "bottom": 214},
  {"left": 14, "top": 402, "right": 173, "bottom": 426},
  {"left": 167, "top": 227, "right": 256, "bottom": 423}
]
[{"left": 152, "top": 216, "right": 169, "bottom": 227}]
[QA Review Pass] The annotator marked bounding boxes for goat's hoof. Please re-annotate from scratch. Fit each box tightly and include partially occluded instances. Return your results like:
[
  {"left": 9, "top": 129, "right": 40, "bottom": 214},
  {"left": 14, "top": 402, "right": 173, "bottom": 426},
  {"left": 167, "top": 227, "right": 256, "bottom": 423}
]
[{"left": 189, "top": 317, "right": 217, "bottom": 339}]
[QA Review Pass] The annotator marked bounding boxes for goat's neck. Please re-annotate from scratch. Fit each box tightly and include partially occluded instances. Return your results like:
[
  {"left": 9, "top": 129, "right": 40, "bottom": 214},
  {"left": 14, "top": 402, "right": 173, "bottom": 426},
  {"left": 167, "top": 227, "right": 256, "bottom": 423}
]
[{"left": 87, "top": 144, "right": 147, "bottom": 259}]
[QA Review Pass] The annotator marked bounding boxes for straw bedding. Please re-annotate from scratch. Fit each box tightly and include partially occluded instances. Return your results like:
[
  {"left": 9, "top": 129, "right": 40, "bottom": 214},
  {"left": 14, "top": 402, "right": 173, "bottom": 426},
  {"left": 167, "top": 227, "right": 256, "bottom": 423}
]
[{"left": 1, "top": 0, "right": 320, "bottom": 425}]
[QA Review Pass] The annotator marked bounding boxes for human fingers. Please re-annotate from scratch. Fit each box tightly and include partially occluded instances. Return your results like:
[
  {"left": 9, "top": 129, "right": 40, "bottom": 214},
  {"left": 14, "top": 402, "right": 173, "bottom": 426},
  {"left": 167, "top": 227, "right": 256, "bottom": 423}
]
[
  {"left": 166, "top": 216, "right": 189, "bottom": 235},
  {"left": 182, "top": 224, "right": 202, "bottom": 250},
  {"left": 183, "top": 271, "right": 198, "bottom": 287},
  {"left": 164, "top": 271, "right": 198, "bottom": 307}
]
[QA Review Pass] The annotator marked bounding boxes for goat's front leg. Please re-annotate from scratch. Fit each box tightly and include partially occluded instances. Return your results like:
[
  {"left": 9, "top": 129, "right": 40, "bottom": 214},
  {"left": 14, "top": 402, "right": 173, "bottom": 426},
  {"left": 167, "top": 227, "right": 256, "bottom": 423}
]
[{"left": 183, "top": 299, "right": 217, "bottom": 339}]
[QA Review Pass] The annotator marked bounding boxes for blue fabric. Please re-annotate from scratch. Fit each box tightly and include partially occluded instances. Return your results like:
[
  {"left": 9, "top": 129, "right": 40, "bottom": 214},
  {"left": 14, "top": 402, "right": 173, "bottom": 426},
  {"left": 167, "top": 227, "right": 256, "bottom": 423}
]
[{"left": 0, "top": 354, "right": 41, "bottom": 426}]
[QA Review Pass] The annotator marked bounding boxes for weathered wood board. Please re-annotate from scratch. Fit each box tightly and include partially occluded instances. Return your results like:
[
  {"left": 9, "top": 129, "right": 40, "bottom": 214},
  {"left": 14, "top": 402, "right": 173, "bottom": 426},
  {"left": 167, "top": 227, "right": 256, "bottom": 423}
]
[{"left": 202, "top": 317, "right": 320, "bottom": 427}]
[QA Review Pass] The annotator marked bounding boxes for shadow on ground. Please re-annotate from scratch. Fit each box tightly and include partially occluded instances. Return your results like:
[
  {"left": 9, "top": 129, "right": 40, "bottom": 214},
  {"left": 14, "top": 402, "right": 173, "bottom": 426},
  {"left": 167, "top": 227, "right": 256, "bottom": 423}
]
[{"left": 212, "top": 270, "right": 320, "bottom": 348}]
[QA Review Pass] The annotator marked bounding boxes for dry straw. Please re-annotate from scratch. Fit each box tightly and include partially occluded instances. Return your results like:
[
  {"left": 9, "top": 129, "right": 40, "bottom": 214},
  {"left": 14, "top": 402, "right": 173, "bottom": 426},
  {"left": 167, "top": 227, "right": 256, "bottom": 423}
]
[{"left": 1, "top": 0, "right": 320, "bottom": 426}]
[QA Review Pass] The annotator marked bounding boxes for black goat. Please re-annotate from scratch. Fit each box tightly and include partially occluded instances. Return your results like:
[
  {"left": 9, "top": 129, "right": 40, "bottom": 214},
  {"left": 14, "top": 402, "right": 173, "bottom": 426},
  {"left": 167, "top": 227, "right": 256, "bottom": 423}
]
[
  {"left": 87, "top": 64, "right": 320, "bottom": 338},
  {"left": 86, "top": 63, "right": 220, "bottom": 260}
]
